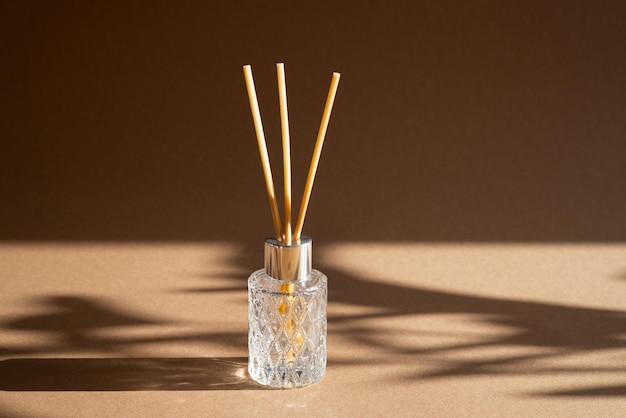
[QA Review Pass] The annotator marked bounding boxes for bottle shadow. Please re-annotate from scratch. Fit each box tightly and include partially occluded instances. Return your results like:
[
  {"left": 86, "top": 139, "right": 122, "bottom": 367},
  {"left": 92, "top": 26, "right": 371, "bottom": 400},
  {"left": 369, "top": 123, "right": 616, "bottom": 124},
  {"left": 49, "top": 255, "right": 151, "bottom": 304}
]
[
  {"left": 0, "top": 357, "right": 262, "bottom": 391},
  {"left": 0, "top": 295, "right": 259, "bottom": 391}
]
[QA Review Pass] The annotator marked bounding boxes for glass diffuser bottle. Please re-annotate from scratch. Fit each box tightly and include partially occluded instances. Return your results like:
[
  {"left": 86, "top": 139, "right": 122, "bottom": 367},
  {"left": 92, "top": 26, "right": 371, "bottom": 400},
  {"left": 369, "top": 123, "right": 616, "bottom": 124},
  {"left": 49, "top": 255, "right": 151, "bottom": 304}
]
[
  {"left": 248, "top": 236, "right": 327, "bottom": 388},
  {"left": 243, "top": 63, "right": 339, "bottom": 389}
]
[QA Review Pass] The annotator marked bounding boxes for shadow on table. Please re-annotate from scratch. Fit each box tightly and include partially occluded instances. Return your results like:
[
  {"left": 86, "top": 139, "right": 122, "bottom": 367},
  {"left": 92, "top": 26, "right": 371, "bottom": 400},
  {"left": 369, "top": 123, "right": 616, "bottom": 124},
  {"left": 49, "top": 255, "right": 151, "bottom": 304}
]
[
  {"left": 0, "top": 357, "right": 260, "bottom": 391},
  {"left": 0, "top": 295, "right": 247, "bottom": 358},
  {"left": 0, "top": 295, "right": 258, "bottom": 391},
  {"left": 2, "top": 247, "right": 625, "bottom": 396},
  {"left": 534, "top": 384, "right": 626, "bottom": 397},
  {"left": 320, "top": 262, "right": 626, "bottom": 399}
]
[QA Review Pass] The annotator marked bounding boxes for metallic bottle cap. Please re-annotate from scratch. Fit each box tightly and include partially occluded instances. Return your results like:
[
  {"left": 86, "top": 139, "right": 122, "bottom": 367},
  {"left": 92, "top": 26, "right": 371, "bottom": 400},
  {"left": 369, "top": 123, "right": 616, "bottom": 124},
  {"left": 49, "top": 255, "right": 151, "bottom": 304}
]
[{"left": 264, "top": 236, "right": 312, "bottom": 281}]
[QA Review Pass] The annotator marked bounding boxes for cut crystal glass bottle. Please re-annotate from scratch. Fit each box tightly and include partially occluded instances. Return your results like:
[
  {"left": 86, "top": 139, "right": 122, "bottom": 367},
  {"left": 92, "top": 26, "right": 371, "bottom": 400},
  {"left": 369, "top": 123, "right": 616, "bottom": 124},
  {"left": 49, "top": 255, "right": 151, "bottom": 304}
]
[{"left": 248, "top": 236, "right": 327, "bottom": 388}]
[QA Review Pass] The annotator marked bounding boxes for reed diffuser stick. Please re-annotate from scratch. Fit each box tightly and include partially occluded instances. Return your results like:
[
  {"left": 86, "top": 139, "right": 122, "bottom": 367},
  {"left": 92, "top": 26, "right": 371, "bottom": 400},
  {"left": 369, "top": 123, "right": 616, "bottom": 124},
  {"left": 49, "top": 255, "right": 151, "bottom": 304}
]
[
  {"left": 277, "top": 63, "right": 292, "bottom": 244},
  {"left": 293, "top": 72, "right": 341, "bottom": 241},
  {"left": 243, "top": 65, "right": 283, "bottom": 240}
]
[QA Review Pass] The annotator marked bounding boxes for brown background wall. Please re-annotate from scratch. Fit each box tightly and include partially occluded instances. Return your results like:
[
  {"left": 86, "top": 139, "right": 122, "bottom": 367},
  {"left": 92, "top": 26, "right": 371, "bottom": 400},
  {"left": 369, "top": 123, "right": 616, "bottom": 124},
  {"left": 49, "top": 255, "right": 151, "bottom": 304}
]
[{"left": 2, "top": 1, "right": 625, "bottom": 242}]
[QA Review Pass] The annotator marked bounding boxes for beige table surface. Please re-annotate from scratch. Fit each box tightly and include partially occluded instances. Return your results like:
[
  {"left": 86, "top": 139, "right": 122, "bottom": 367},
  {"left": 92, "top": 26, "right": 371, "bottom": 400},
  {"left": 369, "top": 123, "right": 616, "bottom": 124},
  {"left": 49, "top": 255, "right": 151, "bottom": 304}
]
[{"left": 1, "top": 242, "right": 625, "bottom": 417}]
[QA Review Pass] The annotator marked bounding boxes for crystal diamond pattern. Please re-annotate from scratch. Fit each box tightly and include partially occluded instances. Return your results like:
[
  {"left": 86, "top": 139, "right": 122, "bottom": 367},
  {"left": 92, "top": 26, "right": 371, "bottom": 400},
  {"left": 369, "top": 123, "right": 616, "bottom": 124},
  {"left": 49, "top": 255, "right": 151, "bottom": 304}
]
[{"left": 248, "top": 269, "right": 327, "bottom": 388}]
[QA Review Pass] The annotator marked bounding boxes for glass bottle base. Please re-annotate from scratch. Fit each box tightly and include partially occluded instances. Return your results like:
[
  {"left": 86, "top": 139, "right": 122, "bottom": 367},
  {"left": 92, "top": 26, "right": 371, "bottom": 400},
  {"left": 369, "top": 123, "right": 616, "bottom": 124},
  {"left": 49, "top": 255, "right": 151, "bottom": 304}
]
[{"left": 248, "top": 269, "right": 327, "bottom": 389}]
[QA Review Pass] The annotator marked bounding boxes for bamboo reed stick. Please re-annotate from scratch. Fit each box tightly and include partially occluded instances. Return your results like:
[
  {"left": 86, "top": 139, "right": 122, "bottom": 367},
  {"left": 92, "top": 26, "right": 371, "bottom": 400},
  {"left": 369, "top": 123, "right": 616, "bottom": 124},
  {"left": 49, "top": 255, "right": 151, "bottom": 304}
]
[
  {"left": 293, "top": 72, "right": 341, "bottom": 241},
  {"left": 243, "top": 65, "right": 283, "bottom": 240},
  {"left": 277, "top": 63, "right": 292, "bottom": 244}
]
